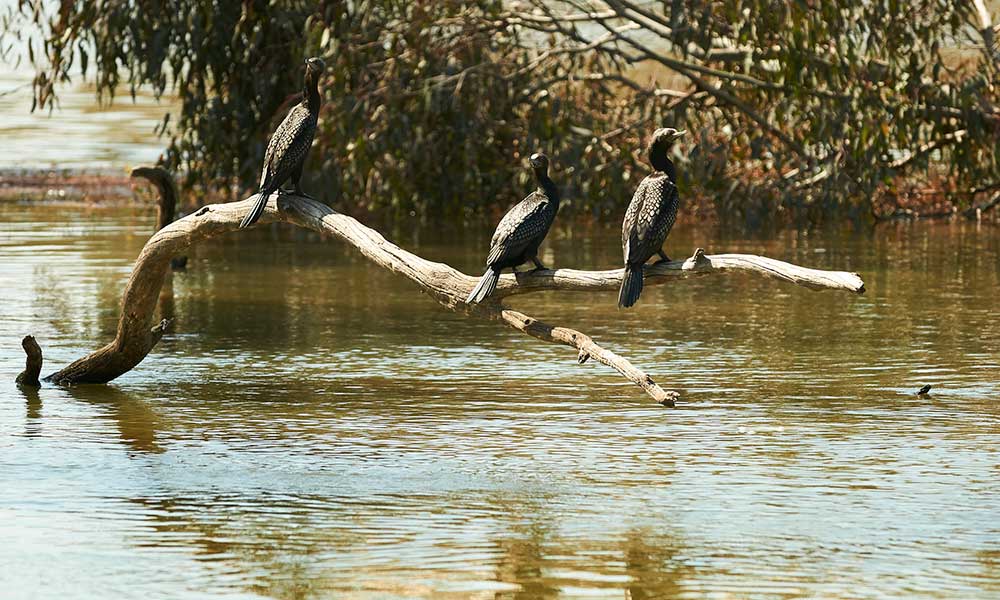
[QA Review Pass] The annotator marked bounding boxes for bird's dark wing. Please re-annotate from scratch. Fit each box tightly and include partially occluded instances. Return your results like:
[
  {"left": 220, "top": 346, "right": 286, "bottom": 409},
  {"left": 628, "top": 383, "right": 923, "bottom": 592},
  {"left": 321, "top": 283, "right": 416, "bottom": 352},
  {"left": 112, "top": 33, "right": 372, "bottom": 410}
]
[
  {"left": 258, "top": 104, "right": 318, "bottom": 195},
  {"left": 486, "top": 191, "right": 552, "bottom": 267},
  {"left": 622, "top": 173, "right": 678, "bottom": 265}
]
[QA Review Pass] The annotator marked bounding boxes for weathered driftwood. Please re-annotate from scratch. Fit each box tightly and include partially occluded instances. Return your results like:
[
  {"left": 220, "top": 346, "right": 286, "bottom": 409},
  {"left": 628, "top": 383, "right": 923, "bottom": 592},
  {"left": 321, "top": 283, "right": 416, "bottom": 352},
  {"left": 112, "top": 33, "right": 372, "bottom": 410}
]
[{"left": 28, "top": 193, "right": 865, "bottom": 404}]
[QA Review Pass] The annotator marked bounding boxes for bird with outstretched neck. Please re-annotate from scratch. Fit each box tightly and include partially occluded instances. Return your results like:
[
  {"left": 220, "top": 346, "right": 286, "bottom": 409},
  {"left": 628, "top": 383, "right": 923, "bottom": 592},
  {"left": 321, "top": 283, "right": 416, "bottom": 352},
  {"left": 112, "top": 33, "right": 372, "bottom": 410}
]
[
  {"left": 466, "top": 153, "right": 560, "bottom": 304},
  {"left": 618, "top": 127, "right": 686, "bottom": 308},
  {"left": 240, "top": 57, "right": 326, "bottom": 229}
]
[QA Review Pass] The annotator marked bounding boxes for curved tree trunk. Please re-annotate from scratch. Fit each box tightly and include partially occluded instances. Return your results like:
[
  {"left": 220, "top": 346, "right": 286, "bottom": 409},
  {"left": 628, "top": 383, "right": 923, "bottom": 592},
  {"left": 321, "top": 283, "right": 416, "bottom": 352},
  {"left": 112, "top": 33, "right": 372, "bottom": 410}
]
[{"left": 29, "top": 193, "right": 865, "bottom": 405}]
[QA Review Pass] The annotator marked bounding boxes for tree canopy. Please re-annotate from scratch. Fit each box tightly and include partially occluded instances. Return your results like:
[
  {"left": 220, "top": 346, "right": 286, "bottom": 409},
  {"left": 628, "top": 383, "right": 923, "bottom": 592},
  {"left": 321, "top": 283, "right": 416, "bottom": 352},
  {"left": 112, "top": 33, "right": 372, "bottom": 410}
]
[{"left": 3, "top": 0, "right": 997, "bottom": 224}]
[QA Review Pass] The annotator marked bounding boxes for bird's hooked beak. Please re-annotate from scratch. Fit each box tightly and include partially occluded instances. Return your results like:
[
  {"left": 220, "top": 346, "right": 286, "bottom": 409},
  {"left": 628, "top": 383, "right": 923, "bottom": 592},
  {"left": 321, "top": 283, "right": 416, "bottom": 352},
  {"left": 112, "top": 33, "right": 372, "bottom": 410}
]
[
  {"left": 129, "top": 166, "right": 154, "bottom": 181},
  {"left": 305, "top": 57, "right": 326, "bottom": 73},
  {"left": 651, "top": 127, "right": 686, "bottom": 146}
]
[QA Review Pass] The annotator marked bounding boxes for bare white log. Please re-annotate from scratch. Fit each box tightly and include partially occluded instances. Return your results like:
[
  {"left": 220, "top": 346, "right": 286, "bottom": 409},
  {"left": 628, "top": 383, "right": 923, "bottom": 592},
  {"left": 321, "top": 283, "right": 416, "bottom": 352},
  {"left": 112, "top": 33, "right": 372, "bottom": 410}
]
[
  {"left": 33, "top": 193, "right": 864, "bottom": 404},
  {"left": 493, "top": 248, "right": 864, "bottom": 297}
]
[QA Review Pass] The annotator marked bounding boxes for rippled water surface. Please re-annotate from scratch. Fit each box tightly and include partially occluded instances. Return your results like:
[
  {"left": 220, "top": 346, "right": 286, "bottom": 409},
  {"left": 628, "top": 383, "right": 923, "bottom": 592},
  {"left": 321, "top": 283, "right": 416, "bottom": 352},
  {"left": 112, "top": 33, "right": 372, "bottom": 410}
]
[
  {"left": 1, "top": 203, "right": 999, "bottom": 599},
  {"left": 0, "top": 53, "right": 171, "bottom": 169}
]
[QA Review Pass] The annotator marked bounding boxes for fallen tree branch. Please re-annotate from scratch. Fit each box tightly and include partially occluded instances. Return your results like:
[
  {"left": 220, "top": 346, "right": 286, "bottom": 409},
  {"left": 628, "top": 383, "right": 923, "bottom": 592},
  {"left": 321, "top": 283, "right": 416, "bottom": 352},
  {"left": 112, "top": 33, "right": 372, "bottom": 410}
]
[
  {"left": 889, "top": 130, "right": 967, "bottom": 170},
  {"left": 26, "top": 194, "right": 864, "bottom": 403},
  {"left": 964, "top": 190, "right": 1000, "bottom": 219},
  {"left": 493, "top": 248, "right": 864, "bottom": 297},
  {"left": 785, "top": 129, "right": 969, "bottom": 191},
  {"left": 500, "top": 309, "right": 678, "bottom": 406}
]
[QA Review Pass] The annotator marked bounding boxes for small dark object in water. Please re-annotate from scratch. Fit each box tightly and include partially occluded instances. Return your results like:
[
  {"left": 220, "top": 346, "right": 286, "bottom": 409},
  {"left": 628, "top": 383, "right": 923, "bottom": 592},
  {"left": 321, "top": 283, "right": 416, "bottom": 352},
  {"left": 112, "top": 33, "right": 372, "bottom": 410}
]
[
  {"left": 917, "top": 384, "right": 932, "bottom": 396},
  {"left": 619, "top": 127, "right": 686, "bottom": 308},
  {"left": 16, "top": 335, "right": 42, "bottom": 387},
  {"left": 466, "top": 153, "right": 560, "bottom": 304},
  {"left": 241, "top": 56, "right": 326, "bottom": 229}
]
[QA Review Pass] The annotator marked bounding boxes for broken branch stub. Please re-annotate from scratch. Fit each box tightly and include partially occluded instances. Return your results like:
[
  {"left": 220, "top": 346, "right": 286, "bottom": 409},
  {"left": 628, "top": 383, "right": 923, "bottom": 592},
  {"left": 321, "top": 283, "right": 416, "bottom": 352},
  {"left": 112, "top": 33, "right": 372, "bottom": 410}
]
[{"left": 16, "top": 335, "right": 42, "bottom": 388}]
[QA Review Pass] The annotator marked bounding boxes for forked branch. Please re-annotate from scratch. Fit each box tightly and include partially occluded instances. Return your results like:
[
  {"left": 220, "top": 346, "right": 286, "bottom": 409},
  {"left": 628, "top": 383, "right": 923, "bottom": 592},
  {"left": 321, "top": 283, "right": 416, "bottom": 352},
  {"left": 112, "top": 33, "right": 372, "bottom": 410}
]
[{"left": 24, "top": 193, "right": 864, "bottom": 404}]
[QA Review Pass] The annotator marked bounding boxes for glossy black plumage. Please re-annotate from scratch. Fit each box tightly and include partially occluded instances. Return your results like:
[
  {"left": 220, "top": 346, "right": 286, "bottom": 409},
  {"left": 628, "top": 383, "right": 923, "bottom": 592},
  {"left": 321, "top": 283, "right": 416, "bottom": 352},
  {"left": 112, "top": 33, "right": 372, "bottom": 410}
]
[
  {"left": 467, "top": 153, "right": 560, "bottom": 304},
  {"left": 240, "top": 57, "right": 325, "bottom": 229},
  {"left": 619, "top": 128, "right": 685, "bottom": 308}
]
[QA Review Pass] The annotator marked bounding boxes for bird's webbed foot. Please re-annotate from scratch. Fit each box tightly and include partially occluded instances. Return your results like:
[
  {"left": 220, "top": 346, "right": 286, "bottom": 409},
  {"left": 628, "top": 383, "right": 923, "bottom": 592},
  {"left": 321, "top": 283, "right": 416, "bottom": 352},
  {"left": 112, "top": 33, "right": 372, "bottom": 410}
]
[{"left": 655, "top": 250, "right": 672, "bottom": 264}]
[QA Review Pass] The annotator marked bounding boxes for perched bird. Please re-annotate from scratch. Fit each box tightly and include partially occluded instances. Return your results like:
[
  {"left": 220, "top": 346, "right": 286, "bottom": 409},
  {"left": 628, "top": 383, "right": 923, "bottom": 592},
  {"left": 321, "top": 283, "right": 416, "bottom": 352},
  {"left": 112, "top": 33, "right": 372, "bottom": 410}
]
[
  {"left": 618, "top": 127, "right": 686, "bottom": 308},
  {"left": 240, "top": 56, "right": 326, "bottom": 228},
  {"left": 130, "top": 165, "right": 187, "bottom": 270},
  {"left": 466, "top": 153, "right": 560, "bottom": 304},
  {"left": 917, "top": 384, "right": 932, "bottom": 396}
]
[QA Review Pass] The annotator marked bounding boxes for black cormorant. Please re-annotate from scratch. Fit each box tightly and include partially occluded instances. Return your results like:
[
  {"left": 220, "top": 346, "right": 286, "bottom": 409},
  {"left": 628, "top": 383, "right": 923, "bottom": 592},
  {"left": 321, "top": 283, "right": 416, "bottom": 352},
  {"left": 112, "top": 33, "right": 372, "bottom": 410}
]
[
  {"left": 240, "top": 56, "right": 326, "bottom": 228},
  {"left": 618, "top": 127, "right": 686, "bottom": 308},
  {"left": 130, "top": 165, "right": 187, "bottom": 270},
  {"left": 130, "top": 166, "right": 177, "bottom": 232},
  {"left": 466, "top": 153, "right": 560, "bottom": 304}
]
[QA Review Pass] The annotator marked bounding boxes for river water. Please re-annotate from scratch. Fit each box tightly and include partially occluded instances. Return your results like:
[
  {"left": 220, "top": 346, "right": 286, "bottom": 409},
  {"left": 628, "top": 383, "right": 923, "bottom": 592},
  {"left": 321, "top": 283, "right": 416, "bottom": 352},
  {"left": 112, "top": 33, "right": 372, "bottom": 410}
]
[
  {"left": 1, "top": 202, "right": 998, "bottom": 598},
  {"left": 0, "top": 45, "right": 171, "bottom": 171}
]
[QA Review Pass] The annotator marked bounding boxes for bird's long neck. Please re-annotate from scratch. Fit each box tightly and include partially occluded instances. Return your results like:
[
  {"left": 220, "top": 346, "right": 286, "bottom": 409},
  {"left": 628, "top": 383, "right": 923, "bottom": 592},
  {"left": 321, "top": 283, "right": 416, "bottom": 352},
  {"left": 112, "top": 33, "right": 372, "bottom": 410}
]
[
  {"left": 648, "top": 141, "right": 675, "bottom": 182},
  {"left": 534, "top": 167, "right": 559, "bottom": 203},
  {"left": 155, "top": 178, "right": 177, "bottom": 231},
  {"left": 304, "top": 71, "right": 321, "bottom": 113},
  {"left": 663, "top": 156, "right": 676, "bottom": 183}
]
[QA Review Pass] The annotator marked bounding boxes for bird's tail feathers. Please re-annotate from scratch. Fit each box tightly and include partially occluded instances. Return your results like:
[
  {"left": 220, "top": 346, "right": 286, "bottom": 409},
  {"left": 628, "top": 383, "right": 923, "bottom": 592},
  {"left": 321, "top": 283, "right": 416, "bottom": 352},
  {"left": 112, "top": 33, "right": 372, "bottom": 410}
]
[
  {"left": 467, "top": 268, "right": 500, "bottom": 304},
  {"left": 239, "top": 193, "right": 270, "bottom": 229},
  {"left": 618, "top": 264, "right": 644, "bottom": 308}
]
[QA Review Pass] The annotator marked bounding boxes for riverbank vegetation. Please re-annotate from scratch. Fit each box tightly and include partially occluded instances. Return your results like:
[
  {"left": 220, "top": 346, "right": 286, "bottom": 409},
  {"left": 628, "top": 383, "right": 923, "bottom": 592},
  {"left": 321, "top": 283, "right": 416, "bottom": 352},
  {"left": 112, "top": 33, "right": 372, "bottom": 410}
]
[{"left": 3, "top": 1, "right": 1000, "bottom": 226}]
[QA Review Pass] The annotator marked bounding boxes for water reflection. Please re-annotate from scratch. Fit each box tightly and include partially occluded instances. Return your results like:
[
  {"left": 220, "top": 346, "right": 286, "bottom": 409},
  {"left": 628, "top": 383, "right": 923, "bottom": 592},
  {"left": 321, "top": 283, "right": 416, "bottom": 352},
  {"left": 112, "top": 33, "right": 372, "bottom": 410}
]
[
  {"left": 64, "top": 385, "right": 165, "bottom": 454},
  {"left": 494, "top": 523, "right": 560, "bottom": 599},
  {"left": 623, "top": 531, "right": 688, "bottom": 600},
  {"left": 1, "top": 204, "right": 998, "bottom": 598},
  {"left": 158, "top": 270, "right": 176, "bottom": 323},
  {"left": 18, "top": 385, "right": 42, "bottom": 428},
  {"left": 118, "top": 492, "right": 695, "bottom": 599}
]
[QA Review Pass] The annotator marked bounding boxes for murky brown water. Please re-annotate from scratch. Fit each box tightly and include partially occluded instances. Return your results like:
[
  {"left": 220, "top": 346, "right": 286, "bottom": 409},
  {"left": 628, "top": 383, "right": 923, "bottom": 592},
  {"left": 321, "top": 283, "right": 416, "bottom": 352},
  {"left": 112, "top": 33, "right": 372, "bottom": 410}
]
[{"left": 1, "top": 202, "right": 998, "bottom": 598}]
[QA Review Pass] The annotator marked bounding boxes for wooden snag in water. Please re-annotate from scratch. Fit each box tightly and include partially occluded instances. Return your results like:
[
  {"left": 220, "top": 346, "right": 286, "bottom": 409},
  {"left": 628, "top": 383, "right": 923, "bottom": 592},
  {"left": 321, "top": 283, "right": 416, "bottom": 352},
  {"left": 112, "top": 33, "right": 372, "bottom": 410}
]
[
  {"left": 16, "top": 193, "right": 866, "bottom": 404},
  {"left": 16, "top": 335, "right": 42, "bottom": 388}
]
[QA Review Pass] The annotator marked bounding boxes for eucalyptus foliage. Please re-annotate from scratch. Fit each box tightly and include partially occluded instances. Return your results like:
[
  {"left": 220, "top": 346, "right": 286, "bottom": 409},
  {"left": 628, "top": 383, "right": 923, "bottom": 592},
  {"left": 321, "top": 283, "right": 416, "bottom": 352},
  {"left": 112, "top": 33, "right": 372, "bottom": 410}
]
[
  {"left": 3, "top": 0, "right": 647, "bottom": 218},
  {"left": 514, "top": 0, "right": 998, "bottom": 223},
  {"left": 4, "top": 0, "right": 997, "bottom": 223}
]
